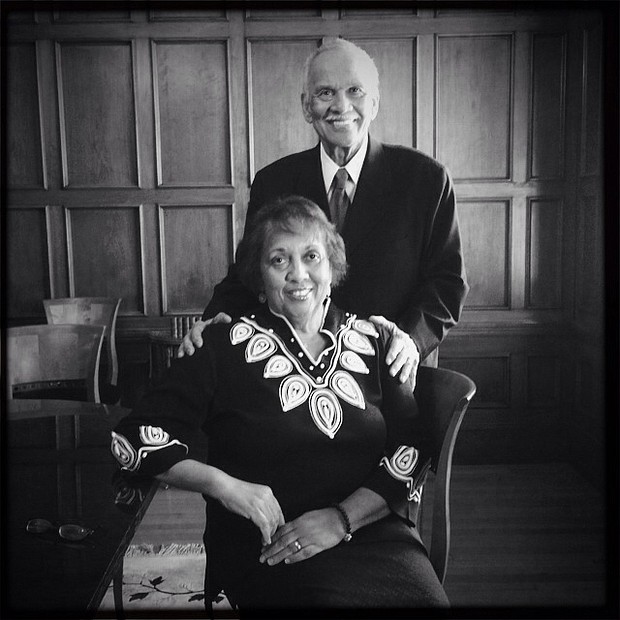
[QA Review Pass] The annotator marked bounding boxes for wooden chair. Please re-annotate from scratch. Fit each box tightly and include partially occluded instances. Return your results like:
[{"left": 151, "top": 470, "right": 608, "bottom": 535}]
[
  {"left": 6, "top": 324, "right": 106, "bottom": 403},
  {"left": 414, "top": 366, "right": 476, "bottom": 584},
  {"left": 149, "top": 314, "right": 202, "bottom": 385},
  {"left": 43, "top": 297, "right": 122, "bottom": 387}
]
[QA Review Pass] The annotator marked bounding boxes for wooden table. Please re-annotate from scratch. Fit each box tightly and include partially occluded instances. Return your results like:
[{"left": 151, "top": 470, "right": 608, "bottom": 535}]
[{"left": 4, "top": 399, "right": 159, "bottom": 618}]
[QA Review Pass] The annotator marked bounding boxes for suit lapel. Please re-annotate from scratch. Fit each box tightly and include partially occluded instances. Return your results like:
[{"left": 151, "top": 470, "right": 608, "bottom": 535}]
[
  {"left": 342, "top": 137, "right": 393, "bottom": 254},
  {"left": 292, "top": 145, "right": 331, "bottom": 218}
]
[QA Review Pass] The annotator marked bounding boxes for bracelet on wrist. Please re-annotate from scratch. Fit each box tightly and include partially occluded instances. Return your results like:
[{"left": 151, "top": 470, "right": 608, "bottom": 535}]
[{"left": 331, "top": 502, "right": 353, "bottom": 542}]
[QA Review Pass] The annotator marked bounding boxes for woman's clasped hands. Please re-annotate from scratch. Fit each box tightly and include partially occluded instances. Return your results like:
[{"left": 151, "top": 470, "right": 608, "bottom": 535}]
[
  {"left": 216, "top": 471, "right": 346, "bottom": 566},
  {"left": 259, "top": 507, "right": 346, "bottom": 566}
]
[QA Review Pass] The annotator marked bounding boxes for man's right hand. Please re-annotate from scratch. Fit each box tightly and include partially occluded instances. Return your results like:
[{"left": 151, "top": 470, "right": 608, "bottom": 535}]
[{"left": 176, "top": 312, "right": 232, "bottom": 358}]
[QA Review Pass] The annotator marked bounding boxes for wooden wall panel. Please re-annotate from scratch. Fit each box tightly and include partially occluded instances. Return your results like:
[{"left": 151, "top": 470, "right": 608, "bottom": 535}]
[
  {"left": 66, "top": 207, "right": 144, "bottom": 314},
  {"left": 574, "top": 193, "right": 604, "bottom": 324},
  {"left": 527, "top": 198, "right": 562, "bottom": 308},
  {"left": 5, "top": 8, "right": 605, "bottom": 466},
  {"left": 149, "top": 10, "right": 227, "bottom": 21},
  {"left": 580, "top": 28, "right": 603, "bottom": 176},
  {"left": 437, "top": 35, "right": 512, "bottom": 180},
  {"left": 570, "top": 346, "right": 605, "bottom": 484},
  {"left": 245, "top": 9, "right": 321, "bottom": 19},
  {"left": 531, "top": 34, "right": 565, "bottom": 179},
  {"left": 6, "top": 9, "right": 36, "bottom": 23},
  {"left": 576, "top": 356, "right": 604, "bottom": 414},
  {"left": 343, "top": 8, "right": 416, "bottom": 17},
  {"left": 57, "top": 42, "right": 138, "bottom": 188},
  {"left": 459, "top": 200, "right": 510, "bottom": 308},
  {"left": 7, "top": 43, "right": 44, "bottom": 189},
  {"left": 435, "top": 6, "right": 516, "bottom": 16},
  {"left": 249, "top": 39, "right": 319, "bottom": 177},
  {"left": 351, "top": 38, "right": 415, "bottom": 148},
  {"left": 52, "top": 10, "right": 131, "bottom": 23},
  {"left": 153, "top": 40, "right": 231, "bottom": 187},
  {"left": 527, "top": 355, "right": 560, "bottom": 407},
  {"left": 441, "top": 356, "right": 511, "bottom": 410},
  {"left": 6, "top": 208, "right": 51, "bottom": 317},
  {"left": 159, "top": 205, "right": 233, "bottom": 315}
]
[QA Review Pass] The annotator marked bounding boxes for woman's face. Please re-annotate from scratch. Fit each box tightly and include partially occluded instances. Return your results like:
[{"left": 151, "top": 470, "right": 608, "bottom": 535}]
[{"left": 260, "top": 222, "right": 332, "bottom": 329}]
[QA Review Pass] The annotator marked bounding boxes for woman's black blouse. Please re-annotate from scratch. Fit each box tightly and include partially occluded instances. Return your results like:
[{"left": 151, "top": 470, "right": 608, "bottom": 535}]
[{"left": 111, "top": 302, "right": 430, "bottom": 594}]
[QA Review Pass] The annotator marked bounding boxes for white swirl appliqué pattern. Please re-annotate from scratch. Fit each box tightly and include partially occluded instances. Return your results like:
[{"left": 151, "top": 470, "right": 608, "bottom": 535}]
[
  {"left": 263, "top": 355, "right": 294, "bottom": 379},
  {"left": 279, "top": 375, "right": 312, "bottom": 412},
  {"left": 139, "top": 425, "right": 170, "bottom": 446},
  {"left": 343, "top": 330, "right": 375, "bottom": 356},
  {"left": 235, "top": 314, "right": 377, "bottom": 439},
  {"left": 245, "top": 334, "right": 277, "bottom": 363},
  {"left": 309, "top": 389, "right": 343, "bottom": 439},
  {"left": 111, "top": 430, "right": 189, "bottom": 473},
  {"left": 380, "top": 445, "right": 421, "bottom": 501},
  {"left": 353, "top": 319, "right": 379, "bottom": 338},
  {"left": 330, "top": 370, "right": 365, "bottom": 410},
  {"left": 340, "top": 350, "right": 369, "bottom": 374},
  {"left": 230, "top": 322, "right": 255, "bottom": 345},
  {"left": 111, "top": 431, "right": 138, "bottom": 470}
]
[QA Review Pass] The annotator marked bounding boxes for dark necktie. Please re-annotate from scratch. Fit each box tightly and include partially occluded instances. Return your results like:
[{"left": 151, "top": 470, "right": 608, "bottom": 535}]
[{"left": 329, "top": 168, "right": 350, "bottom": 232}]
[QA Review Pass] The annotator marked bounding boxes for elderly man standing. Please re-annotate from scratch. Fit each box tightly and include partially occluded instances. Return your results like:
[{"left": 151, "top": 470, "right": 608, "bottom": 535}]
[{"left": 179, "top": 38, "right": 468, "bottom": 383}]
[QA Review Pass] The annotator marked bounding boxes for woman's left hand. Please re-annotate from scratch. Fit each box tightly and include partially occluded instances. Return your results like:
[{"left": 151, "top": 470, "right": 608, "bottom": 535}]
[{"left": 259, "top": 508, "right": 344, "bottom": 566}]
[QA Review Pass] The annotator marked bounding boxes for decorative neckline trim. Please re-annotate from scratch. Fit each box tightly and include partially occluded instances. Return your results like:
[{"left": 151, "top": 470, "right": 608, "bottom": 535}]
[
  {"left": 266, "top": 300, "right": 336, "bottom": 367},
  {"left": 240, "top": 315, "right": 349, "bottom": 389}
]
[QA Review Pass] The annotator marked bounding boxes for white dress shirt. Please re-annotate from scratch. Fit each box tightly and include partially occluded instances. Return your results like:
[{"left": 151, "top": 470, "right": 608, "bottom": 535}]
[{"left": 320, "top": 134, "right": 369, "bottom": 205}]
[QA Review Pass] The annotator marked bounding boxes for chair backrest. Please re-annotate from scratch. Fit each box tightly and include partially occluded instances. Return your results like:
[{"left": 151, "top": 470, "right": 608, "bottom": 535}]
[
  {"left": 43, "top": 297, "right": 121, "bottom": 386},
  {"left": 414, "top": 366, "right": 476, "bottom": 584},
  {"left": 6, "top": 324, "right": 106, "bottom": 403}
]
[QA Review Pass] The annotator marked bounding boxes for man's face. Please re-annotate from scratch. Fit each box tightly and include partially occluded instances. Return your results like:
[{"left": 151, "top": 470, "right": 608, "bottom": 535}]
[{"left": 301, "top": 48, "right": 379, "bottom": 161}]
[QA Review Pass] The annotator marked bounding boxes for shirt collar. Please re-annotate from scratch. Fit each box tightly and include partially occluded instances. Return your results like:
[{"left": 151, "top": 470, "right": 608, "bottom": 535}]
[
  {"left": 320, "top": 134, "right": 369, "bottom": 196},
  {"left": 251, "top": 298, "right": 345, "bottom": 339}
]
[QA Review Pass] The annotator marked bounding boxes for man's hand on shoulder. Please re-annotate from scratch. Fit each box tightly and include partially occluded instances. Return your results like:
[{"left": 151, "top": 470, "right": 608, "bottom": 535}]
[
  {"left": 368, "top": 315, "right": 420, "bottom": 387},
  {"left": 176, "top": 312, "right": 232, "bottom": 358}
]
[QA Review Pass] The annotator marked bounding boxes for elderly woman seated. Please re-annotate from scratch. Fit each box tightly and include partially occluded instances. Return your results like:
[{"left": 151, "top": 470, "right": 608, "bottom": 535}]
[{"left": 111, "top": 195, "right": 449, "bottom": 612}]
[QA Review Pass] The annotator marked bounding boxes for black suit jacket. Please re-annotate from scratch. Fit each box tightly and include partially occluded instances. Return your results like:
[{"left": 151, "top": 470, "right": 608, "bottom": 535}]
[{"left": 205, "top": 137, "right": 468, "bottom": 363}]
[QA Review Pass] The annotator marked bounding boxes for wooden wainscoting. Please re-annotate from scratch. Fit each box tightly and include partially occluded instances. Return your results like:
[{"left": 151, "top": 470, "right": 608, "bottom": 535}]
[{"left": 6, "top": 6, "right": 608, "bottom": 469}]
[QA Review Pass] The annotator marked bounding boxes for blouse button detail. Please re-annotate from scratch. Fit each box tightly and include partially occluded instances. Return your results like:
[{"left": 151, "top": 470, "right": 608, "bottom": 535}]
[
  {"left": 309, "top": 366, "right": 314, "bottom": 370},
  {"left": 298, "top": 352, "right": 303, "bottom": 358},
  {"left": 320, "top": 363, "right": 325, "bottom": 369}
]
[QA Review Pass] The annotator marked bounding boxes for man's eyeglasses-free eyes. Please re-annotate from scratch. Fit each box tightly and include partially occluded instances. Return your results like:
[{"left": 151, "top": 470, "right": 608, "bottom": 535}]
[{"left": 26, "top": 518, "right": 95, "bottom": 541}]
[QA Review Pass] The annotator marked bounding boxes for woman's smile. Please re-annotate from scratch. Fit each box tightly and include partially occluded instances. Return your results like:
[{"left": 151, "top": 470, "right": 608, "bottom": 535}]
[{"left": 285, "top": 286, "right": 313, "bottom": 301}]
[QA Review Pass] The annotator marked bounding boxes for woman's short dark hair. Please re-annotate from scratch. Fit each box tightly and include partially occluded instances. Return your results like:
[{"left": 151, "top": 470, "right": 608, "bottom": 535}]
[{"left": 236, "top": 195, "right": 348, "bottom": 296}]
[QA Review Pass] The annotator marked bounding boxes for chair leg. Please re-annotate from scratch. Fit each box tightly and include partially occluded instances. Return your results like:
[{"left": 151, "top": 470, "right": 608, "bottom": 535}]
[{"left": 113, "top": 558, "right": 125, "bottom": 619}]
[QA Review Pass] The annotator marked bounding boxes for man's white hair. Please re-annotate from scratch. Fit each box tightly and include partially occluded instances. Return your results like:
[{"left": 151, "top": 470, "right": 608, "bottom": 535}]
[{"left": 301, "top": 37, "right": 380, "bottom": 98}]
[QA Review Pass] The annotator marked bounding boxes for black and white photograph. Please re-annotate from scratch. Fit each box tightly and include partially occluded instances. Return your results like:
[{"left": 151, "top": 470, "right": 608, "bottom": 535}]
[{"left": 2, "top": 1, "right": 618, "bottom": 619}]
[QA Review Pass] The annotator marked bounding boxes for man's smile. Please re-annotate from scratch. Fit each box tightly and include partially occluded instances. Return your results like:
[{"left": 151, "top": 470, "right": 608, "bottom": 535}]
[{"left": 327, "top": 117, "right": 358, "bottom": 129}]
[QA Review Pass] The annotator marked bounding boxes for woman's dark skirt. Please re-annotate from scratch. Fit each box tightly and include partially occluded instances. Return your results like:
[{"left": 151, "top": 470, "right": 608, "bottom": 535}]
[{"left": 208, "top": 513, "right": 449, "bottom": 614}]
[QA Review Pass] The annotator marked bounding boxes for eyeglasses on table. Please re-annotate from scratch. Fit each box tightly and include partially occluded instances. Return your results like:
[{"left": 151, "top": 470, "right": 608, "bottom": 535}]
[{"left": 26, "top": 518, "right": 97, "bottom": 542}]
